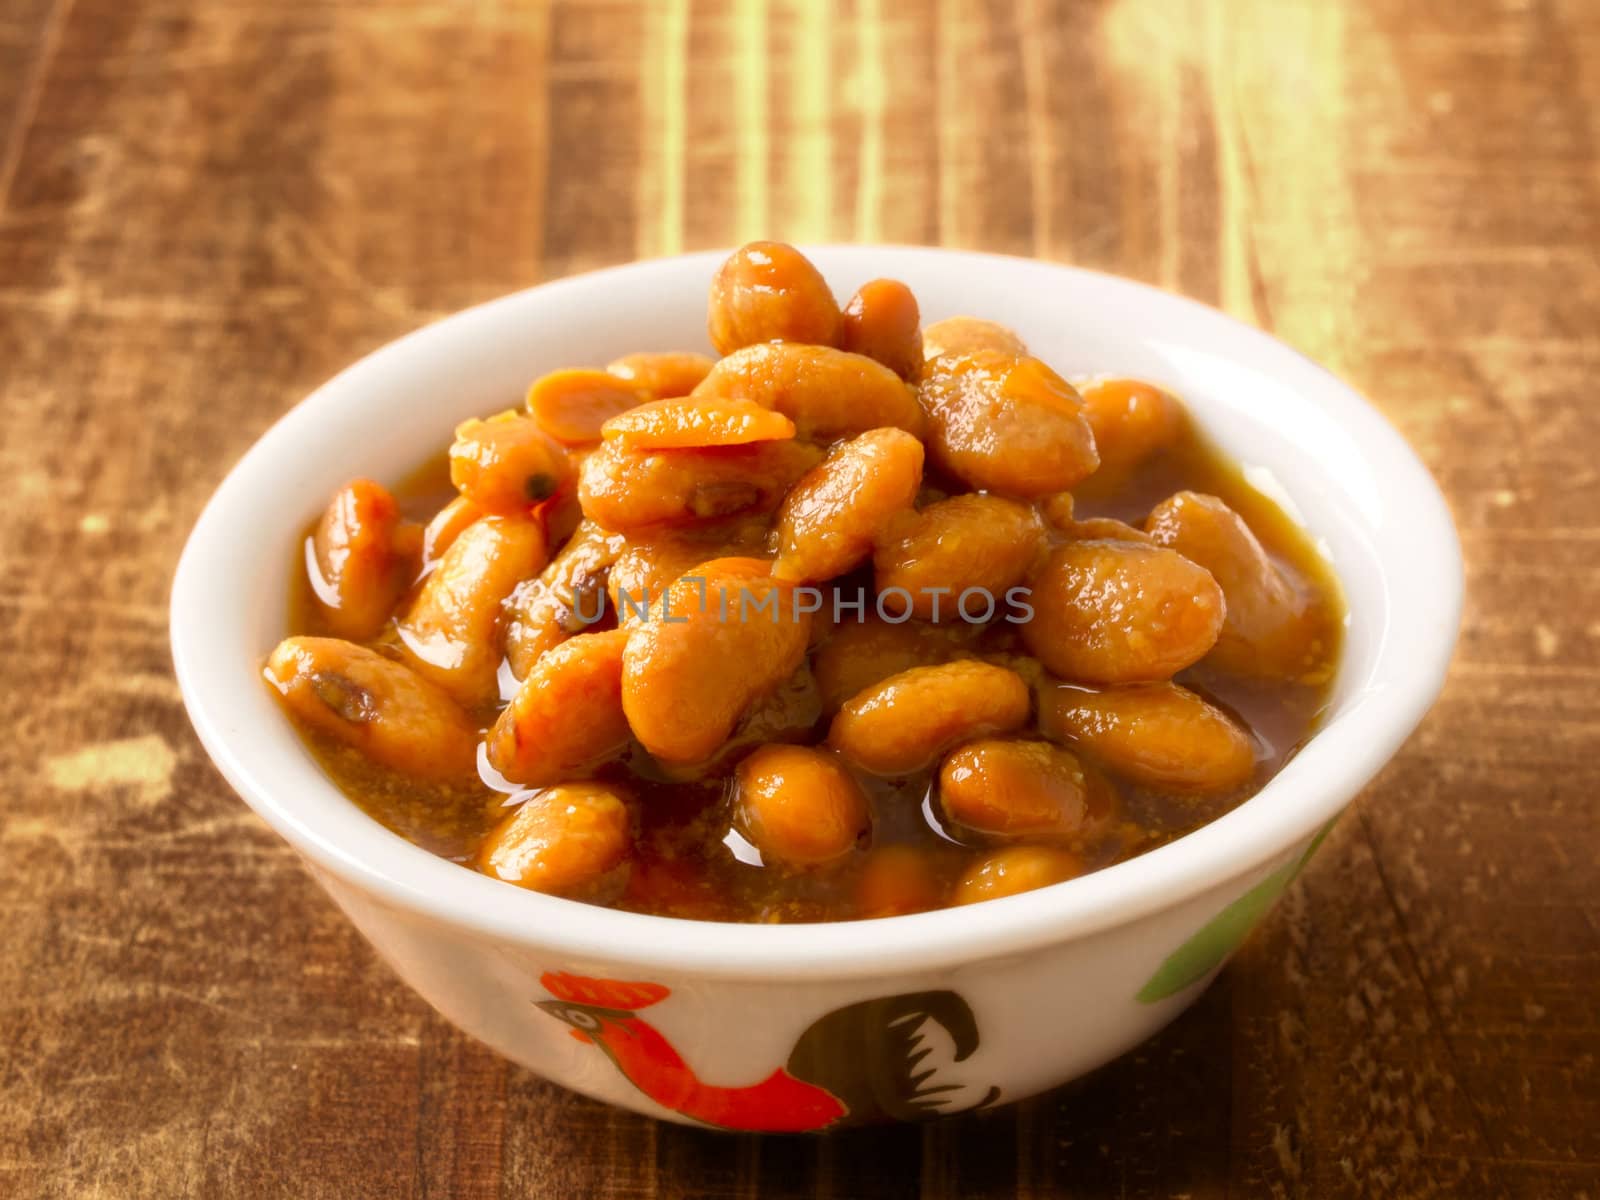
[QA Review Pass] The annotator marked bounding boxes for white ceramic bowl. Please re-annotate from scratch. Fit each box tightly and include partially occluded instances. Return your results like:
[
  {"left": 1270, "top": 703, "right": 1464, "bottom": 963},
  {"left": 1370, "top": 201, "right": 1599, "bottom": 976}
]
[{"left": 171, "top": 247, "right": 1460, "bottom": 1131}]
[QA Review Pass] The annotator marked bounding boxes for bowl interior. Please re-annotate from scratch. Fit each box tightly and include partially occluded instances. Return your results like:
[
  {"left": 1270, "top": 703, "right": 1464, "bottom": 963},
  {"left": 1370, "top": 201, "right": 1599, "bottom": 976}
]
[{"left": 172, "top": 247, "right": 1461, "bottom": 978}]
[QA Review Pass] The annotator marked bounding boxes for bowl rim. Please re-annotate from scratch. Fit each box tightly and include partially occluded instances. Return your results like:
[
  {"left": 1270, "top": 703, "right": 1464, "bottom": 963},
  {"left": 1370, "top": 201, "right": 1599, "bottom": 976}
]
[{"left": 170, "top": 245, "right": 1462, "bottom": 981}]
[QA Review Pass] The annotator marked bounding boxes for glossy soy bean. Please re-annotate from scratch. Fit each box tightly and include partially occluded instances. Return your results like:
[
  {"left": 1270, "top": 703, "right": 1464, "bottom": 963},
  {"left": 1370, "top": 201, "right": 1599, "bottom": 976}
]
[
  {"left": 264, "top": 637, "right": 478, "bottom": 779},
  {"left": 1144, "top": 491, "right": 1329, "bottom": 680},
  {"left": 1040, "top": 681, "right": 1258, "bottom": 794},
  {"left": 734, "top": 745, "right": 869, "bottom": 866},
  {"left": 478, "top": 784, "right": 634, "bottom": 898},
  {"left": 839, "top": 279, "right": 923, "bottom": 381},
  {"left": 1020, "top": 540, "right": 1224, "bottom": 684},
  {"left": 773, "top": 429, "right": 925, "bottom": 584},
  {"left": 707, "top": 241, "right": 842, "bottom": 354},
  {"left": 622, "top": 559, "right": 812, "bottom": 764},
  {"left": 918, "top": 352, "right": 1098, "bottom": 497},
  {"left": 397, "top": 513, "right": 548, "bottom": 708},
  {"left": 307, "top": 480, "right": 412, "bottom": 640},
  {"left": 828, "top": 661, "right": 1031, "bottom": 775}
]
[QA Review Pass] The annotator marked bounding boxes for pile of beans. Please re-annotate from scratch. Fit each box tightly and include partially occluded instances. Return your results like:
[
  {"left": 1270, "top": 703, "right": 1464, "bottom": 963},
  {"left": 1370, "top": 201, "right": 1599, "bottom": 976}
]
[{"left": 264, "top": 242, "right": 1342, "bottom": 922}]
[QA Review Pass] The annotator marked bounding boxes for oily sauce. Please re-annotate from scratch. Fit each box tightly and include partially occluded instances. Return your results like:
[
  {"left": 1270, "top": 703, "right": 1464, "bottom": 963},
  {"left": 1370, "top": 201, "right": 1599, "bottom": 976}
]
[{"left": 283, "top": 419, "right": 1343, "bottom": 924}]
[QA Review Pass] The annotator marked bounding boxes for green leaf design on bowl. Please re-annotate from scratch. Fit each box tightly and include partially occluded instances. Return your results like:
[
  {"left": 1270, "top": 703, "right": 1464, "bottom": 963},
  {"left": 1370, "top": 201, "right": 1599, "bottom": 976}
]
[{"left": 1136, "top": 818, "right": 1337, "bottom": 1004}]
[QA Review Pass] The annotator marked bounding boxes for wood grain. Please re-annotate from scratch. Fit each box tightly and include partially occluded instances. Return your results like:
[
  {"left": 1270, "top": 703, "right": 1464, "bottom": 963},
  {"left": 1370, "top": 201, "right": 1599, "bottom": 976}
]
[{"left": 2, "top": 0, "right": 1596, "bottom": 1196}]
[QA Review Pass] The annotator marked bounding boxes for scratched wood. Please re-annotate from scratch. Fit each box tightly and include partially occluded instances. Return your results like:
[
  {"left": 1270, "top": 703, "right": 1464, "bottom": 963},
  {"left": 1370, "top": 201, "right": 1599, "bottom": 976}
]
[{"left": 1, "top": 1, "right": 1596, "bottom": 1196}]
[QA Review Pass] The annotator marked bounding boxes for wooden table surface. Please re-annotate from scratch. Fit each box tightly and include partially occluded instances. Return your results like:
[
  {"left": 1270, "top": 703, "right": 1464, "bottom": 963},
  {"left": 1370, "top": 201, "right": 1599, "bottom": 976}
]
[{"left": 3, "top": 0, "right": 1597, "bottom": 1196}]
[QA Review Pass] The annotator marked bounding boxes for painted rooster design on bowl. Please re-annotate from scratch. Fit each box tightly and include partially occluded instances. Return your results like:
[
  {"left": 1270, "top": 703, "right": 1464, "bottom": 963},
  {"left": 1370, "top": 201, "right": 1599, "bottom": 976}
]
[{"left": 536, "top": 972, "right": 1001, "bottom": 1131}]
